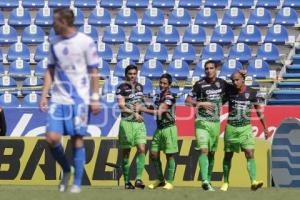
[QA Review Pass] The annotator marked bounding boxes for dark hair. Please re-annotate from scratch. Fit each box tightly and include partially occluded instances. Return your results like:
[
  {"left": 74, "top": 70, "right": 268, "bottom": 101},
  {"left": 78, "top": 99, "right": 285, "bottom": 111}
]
[
  {"left": 231, "top": 70, "right": 246, "bottom": 80},
  {"left": 160, "top": 73, "right": 172, "bottom": 84},
  {"left": 125, "top": 64, "right": 138, "bottom": 76},
  {"left": 54, "top": 8, "right": 74, "bottom": 26},
  {"left": 204, "top": 60, "right": 218, "bottom": 69}
]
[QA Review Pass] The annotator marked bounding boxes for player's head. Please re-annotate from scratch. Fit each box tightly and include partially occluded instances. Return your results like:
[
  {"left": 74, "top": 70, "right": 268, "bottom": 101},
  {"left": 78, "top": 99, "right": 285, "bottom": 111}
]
[
  {"left": 204, "top": 60, "right": 218, "bottom": 79},
  {"left": 231, "top": 71, "right": 246, "bottom": 89},
  {"left": 125, "top": 64, "right": 138, "bottom": 83},
  {"left": 159, "top": 73, "right": 172, "bottom": 91},
  {"left": 53, "top": 8, "right": 75, "bottom": 35}
]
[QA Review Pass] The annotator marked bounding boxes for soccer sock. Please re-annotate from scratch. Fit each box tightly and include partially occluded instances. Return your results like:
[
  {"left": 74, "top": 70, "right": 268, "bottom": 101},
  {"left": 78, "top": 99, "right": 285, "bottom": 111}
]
[
  {"left": 152, "top": 158, "right": 164, "bottom": 182},
  {"left": 223, "top": 159, "right": 232, "bottom": 183},
  {"left": 199, "top": 154, "right": 209, "bottom": 182},
  {"left": 207, "top": 158, "right": 215, "bottom": 182},
  {"left": 73, "top": 146, "right": 86, "bottom": 187},
  {"left": 50, "top": 143, "right": 70, "bottom": 173},
  {"left": 166, "top": 159, "right": 176, "bottom": 183},
  {"left": 247, "top": 158, "right": 257, "bottom": 183},
  {"left": 122, "top": 157, "right": 130, "bottom": 183},
  {"left": 136, "top": 153, "right": 145, "bottom": 180}
]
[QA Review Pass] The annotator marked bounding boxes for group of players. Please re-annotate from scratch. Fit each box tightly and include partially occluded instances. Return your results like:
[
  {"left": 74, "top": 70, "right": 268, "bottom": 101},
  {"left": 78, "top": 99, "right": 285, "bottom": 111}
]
[{"left": 39, "top": 8, "right": 269, "bottom": 193}]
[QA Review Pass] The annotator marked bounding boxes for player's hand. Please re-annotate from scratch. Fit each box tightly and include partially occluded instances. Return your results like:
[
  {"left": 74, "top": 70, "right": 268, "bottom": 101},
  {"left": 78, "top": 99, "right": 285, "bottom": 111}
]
[
  {"left": 90, "top": 100, "right": 101, "bottom": 115},
  {"left": 197, "top": 102, "right": 214, "bottom": 112},
  {"left": 39, "top": 96, "right": 48, "bottom": 112},
  {"left": 134, "top": 112, "right": 144, "bottom": 123},
  {"left": 133, "top": 104, "right": 144, "bottom": 113}
]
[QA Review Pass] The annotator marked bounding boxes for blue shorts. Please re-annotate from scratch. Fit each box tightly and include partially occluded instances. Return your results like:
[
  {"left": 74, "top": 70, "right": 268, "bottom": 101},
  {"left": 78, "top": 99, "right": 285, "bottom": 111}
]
[{"left": 46, "top": 103, "right": 89, "bottom": 137}]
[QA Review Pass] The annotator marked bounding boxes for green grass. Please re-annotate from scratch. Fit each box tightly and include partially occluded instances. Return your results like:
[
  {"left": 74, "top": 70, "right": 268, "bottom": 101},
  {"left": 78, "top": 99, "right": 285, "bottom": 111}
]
[{"left": 0, "top": 186, "right": 300, "bottom": 200}]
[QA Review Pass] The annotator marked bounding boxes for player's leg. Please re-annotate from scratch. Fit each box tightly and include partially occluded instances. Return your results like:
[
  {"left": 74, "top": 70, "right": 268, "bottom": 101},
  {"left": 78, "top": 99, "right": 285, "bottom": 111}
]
[
  {"left": 244, "top": 149, "right": 263, "bottom": 190},
  {"left": 122, "top": 148, "right": 134, "bottom": 189},
  {"left": 220, "top": 152, "right": 234, "bottom": 191},
  {"left": 207, "top": 122, "right": 220, "bottom": 184}
]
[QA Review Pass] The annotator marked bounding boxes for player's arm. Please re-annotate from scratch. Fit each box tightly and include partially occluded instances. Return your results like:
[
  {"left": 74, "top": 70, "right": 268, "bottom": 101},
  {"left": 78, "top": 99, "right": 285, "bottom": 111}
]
[
  {"left": 88, "top": 67, "right": 100, "bottom": 115},
  {"left": 117, "top": 95, "right": 143, "bottom": 122},
  {"left": 185, "top": 84, "right": 214, "bottom": 111},
  {"left": 39, "top": 68, "right": 54, "bottom": 112},
  {"left": 136, "top": 103, "right": 169, "bottom": 117},
  {"left": 254, "top": 104, "right": 269, "bottom": 139}
]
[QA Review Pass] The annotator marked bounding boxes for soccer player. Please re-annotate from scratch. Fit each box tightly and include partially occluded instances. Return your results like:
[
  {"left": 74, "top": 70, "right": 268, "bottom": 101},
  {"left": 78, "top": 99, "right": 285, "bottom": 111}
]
[
  {"left": 185, "top": 60, "right": 229, "bottom": 191},
  {"left": 135, "top": 73, "right": 178, "bottom": 190},
  {"left": 116, "top": 65, "right": 147, "bottom": 189},
  {"left": 39, "top": 8, "right": 100, "bottom": 193},
  {"left": 220, "top": 71, "right": 269, "bottom": 191}
]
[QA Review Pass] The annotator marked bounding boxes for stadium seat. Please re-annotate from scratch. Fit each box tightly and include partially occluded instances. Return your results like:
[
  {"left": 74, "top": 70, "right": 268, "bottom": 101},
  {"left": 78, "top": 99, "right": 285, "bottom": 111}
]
[
  {"left": 179, "top": 0, "right": 201, "bottom": 8},
  {"left": 142, "top": 8, "right": 164, "bottom": 27},
  {"left": 48, "top": 28, "right": 57, "bottom": 42},
  {"left": 256, "top": 43, "right": 280, "bottom": 62},
  {"left": 283, "top": 0, "right": 300, "bottom": 8},
  {"left": 126, "top": 0, "right": 149, "bottom": 8},
  {"left": 219, "top": 59, "right": 243, "bottom": 79},
  {"left": 172, "top": 43, "right": 196, "bottom": 63},
  {"left": 22, "top": 93, "right": 41, "bottom": 108},
  {"left": 74, "top": 0, "right": 97, "bottom": 9},
  {"left": 156, "top": 25, "right": 180, "bottom": 44},
  {"left": 0, "top": 25, "right": 18, "bottom": 45},
  {"left": 129, "top": 25, "right": 152, "bottom": 44},
  {"left": 100, "top": 0, "right": 123, "bottom": 9},
  {"left": 100, "top": 93, "right": 117, "bottom": 107},
  {"left": 117, "top": 43, "right": 140, "bottom": 62},
  {"left": 247, "top": 7, "right": 272, "bottom": 26},
  {"left": 286, "top": 64, "right": 300, "bottom": 73},
  {"left": 9, "top": 59, "right": 31, "bottom": 77},
  {"left": 88, "top": 7, "right": 111, "bottom": 27},
  {"left": 210, "top": 25, "right": 234, "bottom": 45},
  {"left": 265, "top": 25, "right": 289, "bottom": 44},
  {"left": 272, "top": 90, "right": 300, "bottom": 99},
  {"left": 22, "top": 0, "right": 44, "bottom": 8},
  {"left": 34, "top": 42, "right": 49, "bottom": 62},
  {"left": 0, "top": 76, "right": 17, "bottom": 90},
  {"left": 0, "top": 63, "right": 5, "bottom": 76},
  {"left": 97, "top": 42, "right": 113, "bottom": 62},
  {"left": 138, "top": 76, "right": 153, "bottom": 96},
  {"left": 237, "top": 25, "right": 262, "bottom": 44},
  {"left": 22, "top": 77, "right": 44, "bottom": 95},
  {"left": 274, "top": 7, "right": 298, "bottom": 26},
  {"left": 182, "top": 25, "right": 206, "bottom": 45},
  {"left": 168, "top": 8, "right": 191, "bottom": 27},
  {"left": 0, "top": 49, "right": 3, "bottom": 63},
  {"left": 98, "top": 58, "right": 111, "bottom": 78},
  {"left": 230, "top": 0, "right": 253, "bottom": 8},
  {"left": 167, "top": 60, "right": 190, "bottom": 80},
  {"left": 256, "top": 0, "right": 280, "bottom": 8},
  {"left": 21, "top": 25, "right": 45, "bottom": 45},
  {"left": 8, "top": 7, "right": 31, "bottom": 27},
  {"left": 102, "top": 25, "right": 125, "bottom": 44},
  {"left": 194, "top": 8, "right": 218, "bottom": 27},
  {"left": 277, "top": 82, "right": 300, "bottom": 89},
  {"left": 201, "top": 43, "right": 224, "bottom": 61},
  {"left": 204, "top": 0, "right": 228, "bottom": 8},
  {"left": 102, "top": 76, "right": 122, "bottom": 94},
  {"left": 0, "top": 0, "right": 19, "bottom": 9},
  {"left": 48, "top": 0, "right": 71, "bottom": 8},
  {"left": 73, "top": 8, "right": 85, "bottom": 27},
  {"left": 152, "top": 0, "right": 175, "bottom": 9},
  {"left": 192, "top": 60, "right": 207, "bottom": 79},
  {"left": 7, "top": 43, "right": 31, "bottom": 62},
  {"left": 114, "top": 59, "right": 135, "bottom": 77},
  {"left": 228, "top": 43, "right": 252, "bottom": 63},
  {"left": 34, "top": 59, "right": 47, "bottom": 77},
  {"left": 140, "top": 59, "right": 164, "bottom": 79},
  {"left": 0, "top": 93, "right": 20, "bottom": 108},
  {"left": 115, "top": 8, "right": 138, "bottom": 26},
  {"left": 79, "top": 24, "right": 98, "bottom": 42},
  {"left": 144, "top": 43, "right": 168, "bottom": 62},
  {"left": 222, "top": 7, "right": 245, "bottom": 27},
  {"left": 247, "top": 59, "right": 270, "bottom": 78},
  {"left": 0, "top": 11, "right": 4, "bottom": 26},
  {"left": 35, "top": 7, "right": 53, "bottom": 27}
]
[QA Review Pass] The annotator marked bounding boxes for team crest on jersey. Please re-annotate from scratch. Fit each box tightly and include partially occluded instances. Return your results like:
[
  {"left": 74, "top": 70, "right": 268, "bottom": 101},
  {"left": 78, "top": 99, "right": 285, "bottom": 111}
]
[
  {"left": 136, "top": 85, "right": 141, "bottom": 91},
  {"left": 215, "top": 81, "right": 220, "bottom": 88},
  {"left": 245, "top": 93, "right": 250, "bottom": 99}
]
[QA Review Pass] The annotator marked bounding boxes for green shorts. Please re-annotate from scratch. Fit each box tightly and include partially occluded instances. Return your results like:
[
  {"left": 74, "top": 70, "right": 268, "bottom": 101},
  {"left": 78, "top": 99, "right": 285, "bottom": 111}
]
[
  {"left": 151, "top": 125, "right": 178, "bottom": 154},
  {"left": 224, "top": 124, "right": 255, "bottom": 153},
  {"left": 195, "top": 120, "right": 220, "bottom": 151},
  {"left": 118, "top": 120, "right": 147, "bottom": 149}
]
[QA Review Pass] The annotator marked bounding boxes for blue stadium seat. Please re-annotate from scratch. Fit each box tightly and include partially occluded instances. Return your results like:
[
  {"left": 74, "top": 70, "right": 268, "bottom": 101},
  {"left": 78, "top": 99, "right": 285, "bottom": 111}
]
[
  {"left": 0, "top": 25, "right": 18, "bottom": 45},
  {"left": 48, "top": 28, "right": 57, "bottom": 42},
  {"left": 247, "top": 7, "right": 272, "bottom": 26},
  {"left": 144, "top": 43, "right": 168, "bottom": 62},
  {"left": 0, "top": 93, "right": 20, "bottom": 108},
  {"left": 0, "top": 0, "right": 18, "bottom": 9},
  {"left": 140, "top": 59, "right": 164, "bottom": 79},
  {"left": 256, "top": 0, "right": 280, "bottom": 8},
  {"left": 74, "top": 0, "right": 97, "bottom": 8},
  {"left": 283, "top": 0, "right": 300, "bottom": 8},
  {"left": 168, "top": 8, "right": 191, "bottom": 27},
  {"left": 265, "top": 25, "right": 289, "bottom": 44},
  {"left": 138, "top": 76, "right": 153, "bottom": 96},
  {"left": 182, "top": 25, "right": 206, "bottom": 45},
  {"left": 0, "top": 49, "right": 3, "bottom": 63},
  {"left": 256, "top": 43, "right": 280, "bottom": 62},
  {"left": 152, "top": 0, "right": 175, "bottom": 9},
  {"left": 195, "top": 8, "right": 218, "bottom": 27},
  {"left": 73, "top": 8, "right": 85, "bottom": 27},
  {"left": 0, "top": 63, "right": 5, "bottom": 76},
  {"left": 201, "top": 43, "right": 224, "bottom": 61},
  {"left": 23, "top": 0, "right": 44, "bottom": 8},
  {"left": 100, "top": 93, "right": 117, "bottom": 107},
  {"left": 97, "top": 42, "right": 113, "bottom": 62},
  {"left": 100, "top": 0, "right": 122, "bottom": 9},
  {"left": 228, "top": 43, "right": 252, "bottom": 63},
  {"left": 127, "top": 0, "right": 149, "bottom": 8},
  {"left": 98, "top": 58, "right": 111, "bottom": 78},
  {"left": 115, "top": 8, "right": 138, "bottom": 26},
  {"left": 0, "top": 11, "right": 5, "bottom": 26},
  {"left": 7, "top": 43, "right": 31, "bottom": 62},
  {"left": 102, "top": 76, "right": 122, "bottom": 94},
  {"left": 230, "top": 0, "right": 253, "bottom": 8},
  {"left": 114, "top": 59, "right": 135, "bottom": 77},
  {"left": 0, "top": 76, "right": 17, "bottom": 91},
  {"left": 172, "top": 43, "right": 196, "bottom": 63},
  {"left": 277, "top": 82, "right": 300, "bottom": 89},
  {"left": 204, "top": 0, "right": 228, "bottom": 8},
  {"left": 274, "top": 7, "right": 298, "bottom": 26},
  {"left": 48, "top": 0, "right": 71, "bottom": 8},
  {"left": 192, "top": 60, "right": 206, "bottom": 79},
  {"left": 156, "top": 25, "right": 180, "bottom": 44},
  {"left": 167, "top": 60, "right": 190, "bottom": 80},
  {"left": 88, "top": 7, "right": 111, "bottom": 27},
  {"left": 129, "top": 25, "right": 152, "bottom": 44},
  {"left": 292, "top": 55, "right": 300, "bottom": 64},
  {"left": 79, "top": 25, "right": 98, "bottom": 42},
  {"left": 9, "top": 59, "right": 31, "bottom": 77},
  {"left": 34, "top": 59, "right": 47, "bottom": 77},
  {"left": 117, "top": 43, "right": 140, "bottom": 62},
  {"left": 179, "top": 0, "right": 201, "bottom": 8},
  {"left": 22, "top": 93, "right": 41, "bottom": 108},
  {"left": 272, "top": 90, "right": 300, "bottom": 100},
  {"left": 34, "top": 42, "right": 49, "bottom": 62},
  {"left": 21, "top": 25, "right": 45, "bottom": 45},
  {"left": 247, "top": 59, "right": 270, "bottom": 78},
  {"left": 219, "top": 59, "right": 243, "bottom": 79},
  {"left": 22, "top": 77, "right": 44, "bottom": 95},
  {"left": 222, "top": 7, "right": 245, "bottom": 27},
  {"left": 102, "top": 25, "right": 125, "bottom": 44},
  {"left": 286, "top": 64, "right": 300, "bottom": 73},
  {"left": 35, "top": 7, "right": 53, "bottom": 27},
  {"left": 142, "top": 8, "right": 164, "bottom": 27},
  {"left": 237, "top": 25, "right": 262, "bottom": 44},
  {"left": 8, "top": 7, "right": 31, "bottom": 27},
  {"left": 211, "top": 25, "right": 234, "bottom": 45}
]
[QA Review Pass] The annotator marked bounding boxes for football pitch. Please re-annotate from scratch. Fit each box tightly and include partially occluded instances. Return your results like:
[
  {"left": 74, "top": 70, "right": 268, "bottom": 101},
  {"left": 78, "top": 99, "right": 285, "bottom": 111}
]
[{"left": 1, "top": 186, "right": 300, "bottom": 200}]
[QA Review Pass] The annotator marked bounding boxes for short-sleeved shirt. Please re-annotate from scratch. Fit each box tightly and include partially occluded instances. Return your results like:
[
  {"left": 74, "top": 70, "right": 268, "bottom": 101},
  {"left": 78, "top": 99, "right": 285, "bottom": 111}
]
[
  {"left": 188, "top": 78, "right": 229, "bottom": 122},
  {"left": 48, "top": 32, "right": 99, "bottom": 105},
  {"left": 116, "top": 82, "right": 144, "bottom": 121},
  {"left": 227, "top": 86, "right": 264, "bottom": 127},
  {"left": 154, "top": 90, "right": 176, "bottom": 129}
]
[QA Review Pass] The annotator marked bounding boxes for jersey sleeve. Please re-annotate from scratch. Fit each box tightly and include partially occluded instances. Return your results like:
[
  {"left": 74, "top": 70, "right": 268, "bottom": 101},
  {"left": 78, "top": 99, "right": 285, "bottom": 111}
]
[
  {"left": 116, "top": 84, "right": 126, "bottom": 97},
  {"left": 188, "top": 82, "right": 201, "bottom": 98},
  {"left": 85, "top": 37, "right": 99, "bottom": 69},
  {"left": 164, "top": 94, "right": 175, "bottom": 107},
  {"left": 223, "top": 82, "right": 234, "bottom": 104}
]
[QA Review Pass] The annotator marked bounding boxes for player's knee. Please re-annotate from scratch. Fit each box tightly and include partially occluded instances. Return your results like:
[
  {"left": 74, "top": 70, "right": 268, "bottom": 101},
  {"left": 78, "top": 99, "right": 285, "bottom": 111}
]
[
  {"left": 244, "top": 150, "right": 254, "bottom": 159},
  {"left": 150, "top": 152, "right": 159, "bottom": 160},
  {"left": 224, "top": 152, "right": 233, "bottom": 160},
  {"left": 200, "top": 149, "right": 209, "bottom": 155},
  {"left": 46, "top": 133, "right": 60, "bottom": 147}
]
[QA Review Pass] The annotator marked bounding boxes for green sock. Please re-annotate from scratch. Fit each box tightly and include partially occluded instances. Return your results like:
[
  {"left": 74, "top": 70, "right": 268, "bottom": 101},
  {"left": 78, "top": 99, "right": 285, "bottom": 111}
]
[
  {"left": 199, "top": 154, "right": 209, "bottom": 181},
  {"left": 223, "top": 159, "right": 232, "bottom": 183},
  {"left": 136, "top": 153, "right": 145, "bottom": 180},
  {"left": 247, "top": 158, "right": 256, "bottom": 183},
  {"left": 166, "top": 159, "right": 176, "bottom": 183},
  {"left": 122, "top": 157, "right": 130, "bottom": 183},
  {"left": 207, "top": 158, "right": 215, "bottom": 182},
  {"left": 152, "top": 158, "right": 164, "bottom": 181}
]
